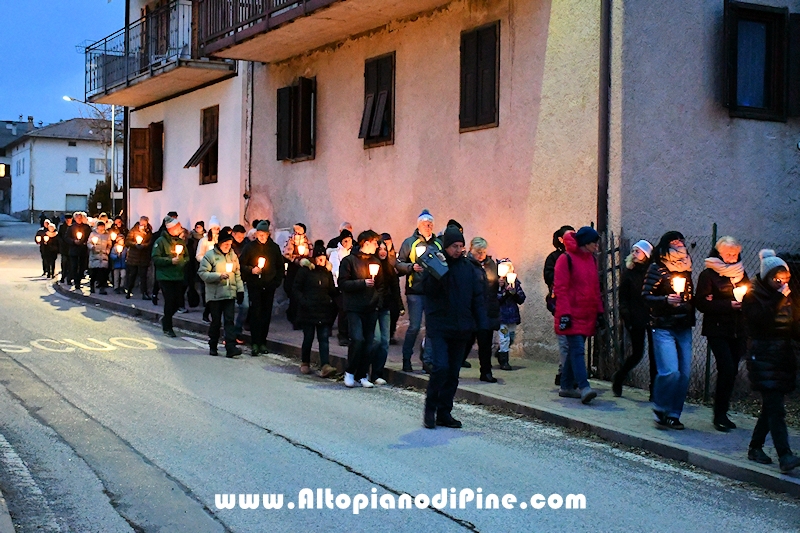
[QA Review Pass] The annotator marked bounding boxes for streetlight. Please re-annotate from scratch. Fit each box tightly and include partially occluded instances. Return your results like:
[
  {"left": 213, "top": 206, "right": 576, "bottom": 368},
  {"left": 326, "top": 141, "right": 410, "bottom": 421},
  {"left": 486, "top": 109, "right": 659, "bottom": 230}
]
[{"left": 63, "top": 96, "right": 119, "bottom": 217}]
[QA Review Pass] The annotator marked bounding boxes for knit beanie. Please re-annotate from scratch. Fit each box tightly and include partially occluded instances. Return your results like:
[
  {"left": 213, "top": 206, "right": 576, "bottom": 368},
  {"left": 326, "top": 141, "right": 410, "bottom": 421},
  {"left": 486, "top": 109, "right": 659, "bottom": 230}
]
[
  {"left": 256, "top": 220, "right": 270, "bottom": 232},
  {"left": 442, "top": 225, "right": 465, "bottom": 248},
  {"left": 163, "top": 216, "right": 179, "bottom": 230},
  {"left": 759, "top": 249, "right": 789, "bottom": 280},
  {"left": 632, "top": 239, "right": 653, "bottom": 258},
  {"left": 232, "top": 224, "right": 246, "bottom": 234},
  {"left": 575, "top": 226, "right": 600, "bottom": 247},
  {"left": 208, "top": 215, "right": 221, "bottom": 229},
  {"left": 418, "top": 209, "right": 434, "bottom": 224},
  {"left": 312, "top": 240, "right": 327, "bottom": 258},
  {"left": 340, "top": 229, "right": 353, "bottom": 241},
  {"left": 218, "top": 232, "right": 234, "bottom": 244}
]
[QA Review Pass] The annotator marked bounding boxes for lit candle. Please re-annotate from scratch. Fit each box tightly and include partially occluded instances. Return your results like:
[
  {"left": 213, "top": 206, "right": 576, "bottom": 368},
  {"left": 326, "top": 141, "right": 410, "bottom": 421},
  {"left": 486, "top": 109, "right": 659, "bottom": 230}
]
[
  {"left": 76, "top": 232, "right": 83, "bottom": 240},
  {"left": 116, "top": 244, "right": 123, "bottom": 254},
  {"left": 297, "top": 244, "right": 307, "bottom": 256},
  {"left": 135, "top": 235, "right": 143, "bottom": 244},
  {"left": 506, "top": 272, "right": 517, "bottom": 285},
  {"left": 110, "top": 232, "right": 117, "bottom": 241},
  {"left": 257, "top": 257, "right": 266, "bottom": 268},
  {"left": 174, "top": 244, "right": 184, "bottom": 256},
  {"left": 35, "top": 235, "right": 41, "bottom": 243},
  {"left": 498, "top": 263, "right": 510, "bottom": 278},
  {"left": 733, "top": 285, "right": 748, "bottom": 303},
  {"left": 91, "top": 236, "right": 98, "bottom": 245},
  {"left": 43, "top": 236, "right": 49, "bottom": 243},
  {"left": 225, "top": 262, "right": 233, "bottom": 286},
  {"left": 369, "top": 263, "right": 380, "bottom": 280},
  {"left": 285, "top": 263, "right": 288, "bottom": 272},
  {"left": 672, "top": 276, "right": 686, "bottom": 294}
]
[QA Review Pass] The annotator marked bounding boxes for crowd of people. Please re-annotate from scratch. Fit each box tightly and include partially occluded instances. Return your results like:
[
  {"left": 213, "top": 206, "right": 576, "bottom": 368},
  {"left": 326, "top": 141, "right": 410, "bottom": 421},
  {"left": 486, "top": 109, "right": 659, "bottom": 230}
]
[{"left": 34, "top": 211, "right": 798, "bottom": 472}]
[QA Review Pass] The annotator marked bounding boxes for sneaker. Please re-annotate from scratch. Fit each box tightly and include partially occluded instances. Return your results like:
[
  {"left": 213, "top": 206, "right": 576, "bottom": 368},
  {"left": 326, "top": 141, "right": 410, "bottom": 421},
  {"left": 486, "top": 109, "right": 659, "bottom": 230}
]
[
  {"left": 344, "top": 372, "right": 356, "bottom": 388},
  {"left": 177, "top": 307, "right": 188, "bottom": 314},
  {"left": 360, "top": 378, "right": 374, "bottom": 388},
  {"left": 209, "top": 346, "right": 219, "bottom": 356},
  {"left": 319, "top": 364, "right": 336, "bottom": 378},
  {"left": 373, "top": 378, "right": 387, "bottom": 386},
  {"left": 779, "top": 454, "right": 800, "bottom": 473},
  {"left": 748, "top": 447, "right": 773, "bottom": 465},
  {"left": 152, "top": 295, "right": 159, "bottom": 305},
  {"left": 480, "top": 373, "right": 498, "bottom": 383},
  {"left": 558, "top": 389, "right": 581, "bottom": 399},
  {"left": 163, "top": 329, "right": 177, "bottom": 338},
  {"left": 300, "top": 364, "right": 312, "bottom": 375},
  {"left": 653, "top": 409, "right": 667, "bottom": 428},
  {"left": 436, "top": 415, "right": 462, "bottom": 428},
  {"left": 580, "top": 387, "right": 597, "bottom": 404},
  {"left": 665, "top": 417, "right": 685, "bottom": 430}
]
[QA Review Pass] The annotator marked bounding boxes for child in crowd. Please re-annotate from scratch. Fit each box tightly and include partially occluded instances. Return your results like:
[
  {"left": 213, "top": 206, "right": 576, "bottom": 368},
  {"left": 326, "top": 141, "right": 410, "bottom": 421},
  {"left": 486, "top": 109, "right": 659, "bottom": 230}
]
[
  {"left": 497, "top": 259, "right": 526, "bottom": 370},
  {"left": 87, "top": 222, "right": 112, "bottom": 295},
  {"left": 109, "top": 236, "right": 128, "bottom": 294}
]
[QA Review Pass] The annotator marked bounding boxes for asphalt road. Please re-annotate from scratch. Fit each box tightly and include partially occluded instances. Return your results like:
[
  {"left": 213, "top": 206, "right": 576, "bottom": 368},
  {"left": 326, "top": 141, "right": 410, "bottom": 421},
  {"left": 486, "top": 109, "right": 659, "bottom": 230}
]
[{"left": 0, "top": 218, "right": 798, "bottom": 533}]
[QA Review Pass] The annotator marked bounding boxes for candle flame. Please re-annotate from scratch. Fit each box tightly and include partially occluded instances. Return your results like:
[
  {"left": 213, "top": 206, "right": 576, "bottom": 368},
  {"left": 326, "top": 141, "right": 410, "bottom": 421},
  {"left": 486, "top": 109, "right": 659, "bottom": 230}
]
[
  {"left": 672, "top": 277, "right": 686, "bottom": 294},
  {"left": 174, "top": 244, "right": 184, "bottom": 255},
  {"left": 498, "top": 263, "right": 511, "bottom": 278},
  {"left": 369, "top": 263, "right": 380, "bottom": 277},
  {"left": 733, "top": 285, "right": 748, "bottom": 303},
  {"left": 257, "top": 257, "right": 266, "bottom": 268},
  {"left": 506, "top": 272, "right": 517, "bottom": 285},
  {"left": 226, "top": 263, "right": 233, "bottom": 273}
]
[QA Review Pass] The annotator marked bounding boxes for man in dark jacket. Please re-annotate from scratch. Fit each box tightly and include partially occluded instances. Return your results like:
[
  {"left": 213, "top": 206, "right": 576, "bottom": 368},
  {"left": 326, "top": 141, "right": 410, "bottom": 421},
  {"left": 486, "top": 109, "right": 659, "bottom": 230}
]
[
  {"left": 125, "top": 216, "right": 153, "bottom": 299},
  {"left": 396, "top": 209, "right": 442, "bottom": 372},
  {"left": 339, "top": 230, "right": 383, "bottom": 388},
  {"left": 239, "top": 220, "right": 284, "bottom": 355},
  {"left": 151, "top": 216, "right": 188, "bottom": 337},
  {"left": 423, "top": 226, "right": 487, "bottom": 429},
  {"left": 57, "top": 213, "right": 73, "bottom": 284},
  {"left": 68, "top": 212, "right": 91, "bottom": 290}
]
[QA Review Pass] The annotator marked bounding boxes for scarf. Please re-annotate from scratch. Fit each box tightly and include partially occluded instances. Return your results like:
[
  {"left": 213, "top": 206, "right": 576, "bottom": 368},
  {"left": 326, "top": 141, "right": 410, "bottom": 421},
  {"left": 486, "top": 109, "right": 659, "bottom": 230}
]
[
  {"left": 663, "top": 244, "right": 692, "bottom": 273},
  {"left": 704, "top": 257, "right": 745, "bottom": 284}
]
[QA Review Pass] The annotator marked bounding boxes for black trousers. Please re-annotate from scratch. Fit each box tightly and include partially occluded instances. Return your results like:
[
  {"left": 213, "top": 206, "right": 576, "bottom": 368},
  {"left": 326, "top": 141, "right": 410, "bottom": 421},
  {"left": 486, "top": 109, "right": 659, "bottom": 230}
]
[
  {"left": 389, "top": 299, "right": 401, "bottom": 339},
  {"left": 750, "top": 390, "right": 792, "bottom": 457},
  {"left": 125, "top": 264, "right": 149, "bottom": 296},
  {"left": 617, "top": 326, "right": 656, "bottom": 392},
  {"left": 707, "top": 336, "right": 746, "bottom": 418},
  {"left": 40, "top": 249, "right": 47, "bottom": 274},
  {"left": 248, "top": 285, "right": 276, "bottom": 346},
  {"left": 463, "top": 329, "right": 495, "bottom": 375},
  {"left": 345, "top": 310, "right": 378, "bottom": 380},
  {"left": 160, "top": 280, "right": 184, "bottom": 332},
  {"left": 89, "top": 267, "right": 109, "bottom": 289},
  {"left": 70, "top": 253, "right": 87, "bottom": 288},
  {"left": 61, "top": 254, "right": 71, "bottom": 283},
  {"left": 44, "top": 252, "right": 57, "bottom": 278},
  {"left": 426, "top": 335, "right": 469, "bottom": 417},
  {"left": 334, "top": 293, "right": 349, "bottom": 341},
  {"left": 208, "top": 299, "right": 236, "bottom": 352}
]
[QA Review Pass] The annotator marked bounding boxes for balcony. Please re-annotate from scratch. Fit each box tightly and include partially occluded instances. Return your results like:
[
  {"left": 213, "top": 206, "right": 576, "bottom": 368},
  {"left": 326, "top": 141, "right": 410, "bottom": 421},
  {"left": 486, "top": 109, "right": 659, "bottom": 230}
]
[
  {"left": 199, "top": 0, "right": 453, "bottom": 63},
  {"left": 86, "top": 0, "right": 236, "bottom": 107}
]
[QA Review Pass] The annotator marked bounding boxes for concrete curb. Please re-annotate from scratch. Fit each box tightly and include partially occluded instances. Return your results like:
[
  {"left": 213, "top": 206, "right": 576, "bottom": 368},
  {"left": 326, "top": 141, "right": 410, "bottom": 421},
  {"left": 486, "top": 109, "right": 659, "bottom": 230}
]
[
  {"left": 0, "top": 488, "right": 13, "bottom": 533},
  {"left": 53, "top": 283, "right": 800, "bottom": 499}
]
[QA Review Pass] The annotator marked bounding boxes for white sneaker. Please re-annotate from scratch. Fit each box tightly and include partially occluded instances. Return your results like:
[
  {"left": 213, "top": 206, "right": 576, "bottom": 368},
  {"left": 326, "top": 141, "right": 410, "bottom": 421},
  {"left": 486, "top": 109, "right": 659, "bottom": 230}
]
[
  {"left": 344, "top": 372, "right": 355, "bottom": 388},
  {"left": 373, "top": 378, "right": 387, "bottom": 386},
  {"left": 360, "top": 378, "right": 374, "bottom": 388}
]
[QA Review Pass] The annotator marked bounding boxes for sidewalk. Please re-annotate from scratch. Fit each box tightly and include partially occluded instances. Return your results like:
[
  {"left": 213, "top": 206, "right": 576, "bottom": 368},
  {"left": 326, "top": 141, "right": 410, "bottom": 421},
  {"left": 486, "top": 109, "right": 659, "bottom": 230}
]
[
  {"left": 0, "top": 488, "right": 12, "bottom": 533},
  {"left": 53, "top": 282, "right": 800, "bottom": 498}
]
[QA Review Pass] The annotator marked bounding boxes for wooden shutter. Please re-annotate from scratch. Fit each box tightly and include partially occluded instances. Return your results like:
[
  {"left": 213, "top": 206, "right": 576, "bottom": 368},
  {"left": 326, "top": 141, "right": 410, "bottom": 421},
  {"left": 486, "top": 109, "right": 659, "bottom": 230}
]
[
  {"left": 129, "top": 128, "right": 150, "bottom": 189},
  {"left": 277, "top": 86, "right": 293, "bottom": 160},
  {"left": 148, "top": 121, "right": 164, "bottom": 191},
  {"left": 477, "top": 24, "right": 499, "bottom": 126},
  {"left": 460, "top": 30, "right": 479, "bottom": 129},
  {"left": 787, "top": 14, "right": 800, "bottom": 116},
  {"left": 359, "top": 59, "right": 379, "bottom": 138},
  {"left": 295, "top": 77, "right": 314, "bottom": 158},
  {"left": 369, "top": 56, "right": 393, "bottom": 139},
  {"left": 201, "top": 106, "right": 218, "bottom": 183}
]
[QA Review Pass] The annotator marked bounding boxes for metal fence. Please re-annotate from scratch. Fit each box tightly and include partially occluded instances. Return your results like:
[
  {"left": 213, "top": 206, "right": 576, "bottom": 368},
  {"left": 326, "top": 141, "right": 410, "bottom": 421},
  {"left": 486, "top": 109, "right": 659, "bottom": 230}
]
[{"left": 595, "top": 227, "right": 800, "bottom": 400}]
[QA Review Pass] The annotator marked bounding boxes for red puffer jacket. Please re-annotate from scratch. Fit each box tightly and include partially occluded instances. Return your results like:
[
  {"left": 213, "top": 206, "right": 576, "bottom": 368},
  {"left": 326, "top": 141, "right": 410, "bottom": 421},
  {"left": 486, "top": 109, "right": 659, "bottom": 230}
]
[{"left": 553, "top": 232, "right": 603, "bottom": 336}]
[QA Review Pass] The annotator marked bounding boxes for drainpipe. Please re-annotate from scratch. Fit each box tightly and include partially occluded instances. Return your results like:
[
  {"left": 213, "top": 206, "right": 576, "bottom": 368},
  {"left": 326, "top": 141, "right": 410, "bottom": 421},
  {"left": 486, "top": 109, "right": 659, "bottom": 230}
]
[{"left": 596, "top": 0, "right": 612, "bottom": 233}]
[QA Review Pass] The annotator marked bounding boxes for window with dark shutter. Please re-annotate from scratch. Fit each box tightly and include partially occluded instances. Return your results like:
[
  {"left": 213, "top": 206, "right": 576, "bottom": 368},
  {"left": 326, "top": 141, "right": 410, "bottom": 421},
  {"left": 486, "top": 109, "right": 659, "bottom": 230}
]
[
  {"left": 724, "top": 2, "right": 788, "bottom": 121},
  {"left": 148, "top": 121, "right": 164, "bottom": 191},
  {"left": 129, "top": 128, "right": 150, "bottom": 189},
  {"left": 185, "top": 106, "right": 219, "bottom": 183},
  {"left": 276, "top": 78, "right": 316, "bottom": 162},
  {"left": 359, "top": 53, "right": 394, "bottom": 147},
  {"left": 460, "top": 22, "right": 500, "bottom": 131}
]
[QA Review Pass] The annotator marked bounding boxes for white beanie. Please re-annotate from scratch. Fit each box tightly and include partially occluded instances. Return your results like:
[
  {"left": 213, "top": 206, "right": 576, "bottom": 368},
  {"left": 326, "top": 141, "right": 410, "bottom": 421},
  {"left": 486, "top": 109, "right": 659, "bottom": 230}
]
[
  {"left": 759, "top": 249, "right": 788, "bottom": 279},
  {"left": 632, "top": 240, "right": 653, "bottom": 259},
  {"left": 417, "top": 209, "right": 434, "bottom": 224},
  {"left": 208, "top": 215, "right": 221, "bottom": 229}
]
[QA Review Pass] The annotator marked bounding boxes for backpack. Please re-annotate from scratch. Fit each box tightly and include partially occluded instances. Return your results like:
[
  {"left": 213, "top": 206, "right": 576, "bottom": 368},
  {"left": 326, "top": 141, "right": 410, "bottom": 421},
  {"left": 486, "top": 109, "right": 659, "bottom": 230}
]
[{"left": 545, "top": 253, "right": 572, "bottom": 315}]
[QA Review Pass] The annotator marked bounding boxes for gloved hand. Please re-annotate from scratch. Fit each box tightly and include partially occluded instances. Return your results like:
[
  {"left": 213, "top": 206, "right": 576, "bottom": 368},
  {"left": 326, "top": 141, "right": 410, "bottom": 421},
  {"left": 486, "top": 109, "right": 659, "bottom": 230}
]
[
  {"left": 559, "top": 315, "right": 571, "bottom": 331},
  {"left": 236, "top": 292, "right": 244, "bottom": 305}
]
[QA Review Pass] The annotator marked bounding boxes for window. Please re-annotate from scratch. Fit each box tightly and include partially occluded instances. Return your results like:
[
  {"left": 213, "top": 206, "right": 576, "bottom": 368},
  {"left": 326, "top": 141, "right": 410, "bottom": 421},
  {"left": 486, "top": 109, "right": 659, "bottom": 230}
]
[
  {"left": 89, "top": 158, "right": 111, "bottom": 174},
  {"left": 130, "top": 121, "right": 164, "bottom": 190},
  {"left": 277, "top": 77, "right": 316, "bottom": 161},
  {"left": 724, "top": 2, "right": 788, "bottom": 121},
  {"left": 65, "top": 194, "right": 88, "bottom": 212},
  {"left": 185, "top": 107, "right": 218, "bottom": 184},
  {"left": 460, "top": 21, "right": 500, "bottom": 131},
  {"left": 358, "top": 54, "right": 394, "bottom": 147},
  {"left": 66, "top": 157, "right": 77, "bottom": 173},
  {"left": 21, "top": 158, "right": 25, "bottom": 174},
  {"left": 68, "top": 141, "right": 77, "bottom": 147}
]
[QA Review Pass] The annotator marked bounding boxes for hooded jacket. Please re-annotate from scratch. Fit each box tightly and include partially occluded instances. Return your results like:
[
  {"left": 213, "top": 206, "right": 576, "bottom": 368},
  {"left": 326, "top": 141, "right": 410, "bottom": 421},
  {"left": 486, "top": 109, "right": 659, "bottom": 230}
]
[
  {"left": 293, "top": 260, "right": 338, "bottom": 325},
  {"left": 553, "top": 232, "right": 603, "bottom": 336},
  {"left": 239, "top": 237, "right": 285, "bottom": 291},
  {"left": 198, "top": 245, "right": 244, "bottom": 301},
  {"left": 109, "top": 244, "right": 127, "bottom": 270}
]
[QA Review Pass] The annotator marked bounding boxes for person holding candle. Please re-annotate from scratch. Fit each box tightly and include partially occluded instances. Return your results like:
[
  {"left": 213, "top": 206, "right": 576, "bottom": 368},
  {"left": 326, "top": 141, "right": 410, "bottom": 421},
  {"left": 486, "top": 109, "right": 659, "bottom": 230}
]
[
  {"left": 124, "top": 216, "right": 153, "bottom": 299},
  {"left": 613, "top": 239, "right": 656, "bottom": 399},
  {"left": 368, "top": 240, "right": 398, "bottom": 385},
  {"left": 553, "top": 227, "right": 603, "bottom": 404},
  {"left": 283, "top": 223, "right": 312, "bottom": 328},
  {"left": 294, "top": 240, "right": 338, "bottom": 377},
  {"left": 329, "top": 229, "right": 354, "bottom": 346},
  {"left": 462, "top": 237, "right": 501, "bottom": 382},
  {"left": 741, "top": 250, "right": 800, "bottom": 472},
  {"left": 544, "top": 225, "right": 576, "bottom": 386},
  {"left": 57, "top": 213, "right": 74, "bottom": 284},
  {"left": 42, "top": 222, "right": 59, "bottom": 279},
  {"left": 379, "top": 232, "right": 405, "bottom": 345},
  {"left": 239, "top": 220, "right": 284, "bottom": 355},
  {"left": 87, "top": 221, "right": 112, "bottom": 294},
  {"left": 497, "top": 259, "right": 527, "bottom": 372},
  {"left": 151, "top": 216, "right": 189, "bottom": 337},
  {"left": 396, "top": 209, "right": 442, "bottom": 373},
  {"left": 198, "top": 232, "right": 244, "bottom": 357},
  {"left": 69, "top": 212, "right": 92, "bottom": 291},
  {"left": 35, "top": 222, "right": 49, "bottom": 277},
  {"left": 196, "top": 216, "right": 222, "bottom": 321},
  {"left": 109, "top": 236, "right": 127, "bottom": 294},
  {"left": 339, "top": 230, "right": 383, "bottom": 388},
  {"left": 642, "top": 231, "right": 695, "bottom": 429},
  {"left": 695, "top": 236, "right": 749, "bottom": 432}
]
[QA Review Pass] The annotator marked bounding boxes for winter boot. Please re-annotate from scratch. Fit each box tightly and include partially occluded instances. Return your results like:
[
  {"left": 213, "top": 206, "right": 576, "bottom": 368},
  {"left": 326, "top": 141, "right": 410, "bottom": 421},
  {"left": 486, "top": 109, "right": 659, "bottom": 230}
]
[{"left": 497, "top": 352, "right": 512, "bottom": 371}]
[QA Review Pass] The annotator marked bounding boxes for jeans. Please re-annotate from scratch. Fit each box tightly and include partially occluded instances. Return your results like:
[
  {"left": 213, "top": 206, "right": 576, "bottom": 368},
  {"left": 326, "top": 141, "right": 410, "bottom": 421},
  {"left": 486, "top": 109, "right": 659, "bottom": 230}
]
[
  {"left": 234, "top": 285, "right": 250, "bottom": 336},
  {"left": 125, "top": 264, "right": 149, "bottom": 296},
  {"left": 425, "top": 335, "right": 469, "bottom": 417},
  {"left": 113, "top": 268, "right": 126, "bottom": 290},
  {"left": 750, "top": 390, "right": 792, "bottom": 457},
  {"left": 463, "top": 329, "right": 495, "bottom": 375},
  {"left": 302, "top": 324, "right": 330, "bottom": 366},
  {"left": 248, "top": 285, "right": 276, "bottom": 346},
  {"left": 560, "top": 335, "right": 590, "bottom": 391},
  {"left": 707, "top": 336, "right": 745, "bottom": 418},
  {"left": 652, "top": 328, "right": 693, "bottom": 419},
  {"left": 370, "top": 309, "right": 391, "bottom": 381},
  {"left": 617, "top": 326, "right": 656, "bottom": 393},
  {"left": 61, "top": 254, "right": 71, "bottom": 283},
  {"left": 345, "top": 310, "right": 378, "bottom": 380},
  {"left": 402, "top": 294, "right": 432, "bottom": 364},
  {"left": 160, "top": 280, "right": 184, "bottom": 332},
  {"left": 208, "top": 299, "right": 236, "bottom": 352},
  {"left": 557, "top": 334, "right": 569, "bottom": 373}
]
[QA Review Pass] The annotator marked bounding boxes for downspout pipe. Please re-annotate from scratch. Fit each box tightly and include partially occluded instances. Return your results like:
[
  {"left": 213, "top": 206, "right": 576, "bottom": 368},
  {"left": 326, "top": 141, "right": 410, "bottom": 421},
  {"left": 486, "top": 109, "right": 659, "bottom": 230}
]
[{"left": 597, "top": 0, "right": 612, "bottom": 233}]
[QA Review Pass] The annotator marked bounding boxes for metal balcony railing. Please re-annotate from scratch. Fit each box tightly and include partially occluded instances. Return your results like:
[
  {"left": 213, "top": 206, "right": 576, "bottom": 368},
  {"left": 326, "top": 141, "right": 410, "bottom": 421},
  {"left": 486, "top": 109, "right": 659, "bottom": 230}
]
[{"left": 85, "top": 0, "right": 194, "bottom": 99}]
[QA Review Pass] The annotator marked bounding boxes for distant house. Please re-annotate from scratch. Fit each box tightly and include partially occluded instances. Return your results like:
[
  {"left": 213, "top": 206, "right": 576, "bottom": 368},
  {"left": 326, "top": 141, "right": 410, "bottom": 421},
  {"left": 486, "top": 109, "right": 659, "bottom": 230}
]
[
  {"left": 7, "top": 118, "right": 123, "bottom": 222},
  {"left": 0, "top": 118, "right": 31, "bottom": 214}
]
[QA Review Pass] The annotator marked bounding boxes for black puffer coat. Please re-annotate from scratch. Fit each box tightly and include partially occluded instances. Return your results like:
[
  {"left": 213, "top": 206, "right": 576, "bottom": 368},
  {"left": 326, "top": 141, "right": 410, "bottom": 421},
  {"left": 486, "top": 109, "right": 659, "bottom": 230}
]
[
  {"left": 293, "top": 263, "right": 338, "bottom": 325},
  {"left": 642, "top": 262, "right": 695, "bottom": 329},
  {"left": 695, "top": 254, "right": 748, "bottom": 338},
  {"left": 339, "top": 251, "right": 383, "bottom": 313},
  {"left": 743, "top": 275, "right": 798, "bottom": 393},
  {"left": 469, "top": 254, "right": 501, "bottom": 331},
  {"left": 423, "top": 254, "right": 488, "bottom": 336},
  {"left": 619, "top": 261, "right": 650, "bottom": 330}
]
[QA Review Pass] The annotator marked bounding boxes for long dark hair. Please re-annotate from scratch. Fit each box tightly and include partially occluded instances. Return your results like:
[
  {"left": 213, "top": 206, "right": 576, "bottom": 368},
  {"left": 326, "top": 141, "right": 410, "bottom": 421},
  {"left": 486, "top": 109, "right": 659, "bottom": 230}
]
[
  {"left": 552, "top": 225, "right": 575, "bottom": 251},
  {"left": 653, "top": 231, "right": 685, "bottom": 260}
]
